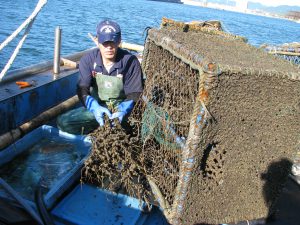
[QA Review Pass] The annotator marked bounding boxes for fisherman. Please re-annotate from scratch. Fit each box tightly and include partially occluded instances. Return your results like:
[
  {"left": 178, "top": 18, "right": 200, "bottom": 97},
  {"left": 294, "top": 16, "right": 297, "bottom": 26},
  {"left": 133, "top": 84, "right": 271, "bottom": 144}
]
[{"left": 57, "top": 20, "right": 143, "bottom": 134}]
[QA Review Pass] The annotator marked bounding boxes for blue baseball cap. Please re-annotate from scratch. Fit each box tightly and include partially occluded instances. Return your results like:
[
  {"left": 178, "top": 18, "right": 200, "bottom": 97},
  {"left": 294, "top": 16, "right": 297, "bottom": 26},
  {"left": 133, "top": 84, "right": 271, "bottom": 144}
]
[{"left": 96, "top": 20, "right": 121, "bottom": 44}]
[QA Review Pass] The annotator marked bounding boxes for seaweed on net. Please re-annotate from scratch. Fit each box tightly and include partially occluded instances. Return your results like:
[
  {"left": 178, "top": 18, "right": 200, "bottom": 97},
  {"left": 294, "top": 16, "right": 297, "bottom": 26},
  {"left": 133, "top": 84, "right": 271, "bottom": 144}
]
[{"left": 81, "top": 117, "right": 152, "bottom": 207}]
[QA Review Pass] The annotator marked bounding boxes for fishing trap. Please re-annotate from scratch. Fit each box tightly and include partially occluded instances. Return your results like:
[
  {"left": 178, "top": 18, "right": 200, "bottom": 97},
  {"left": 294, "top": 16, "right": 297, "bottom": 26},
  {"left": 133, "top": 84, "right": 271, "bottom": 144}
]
[
  {"left": 82, "top": 18, "right": 300, "bottom": 225},
  {"left": 130, "top": 18, "right": 300, "bottom": 224}
]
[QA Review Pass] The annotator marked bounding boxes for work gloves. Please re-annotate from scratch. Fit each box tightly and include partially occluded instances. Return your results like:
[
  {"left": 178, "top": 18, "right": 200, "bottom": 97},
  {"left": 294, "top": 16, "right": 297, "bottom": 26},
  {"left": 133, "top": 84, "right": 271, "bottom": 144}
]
[
  {"left": 110, "top": 100, "right": 134, "bottom": 123},
  {"left": 85, "top": 96, "right": 134, "bottom": 126},
  {"left": 85, "top": 96, "right": 112, "bottom": 126}
]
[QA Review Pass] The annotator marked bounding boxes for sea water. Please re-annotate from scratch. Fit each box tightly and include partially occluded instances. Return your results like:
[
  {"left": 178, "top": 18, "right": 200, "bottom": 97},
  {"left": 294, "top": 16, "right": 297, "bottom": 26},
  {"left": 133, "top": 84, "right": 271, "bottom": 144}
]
[
  {"left": 0, "top": 136, "right": 85, "bottom": 201},
  {"left": 0, "top": 0, "right": 299, "bottom": 71}
]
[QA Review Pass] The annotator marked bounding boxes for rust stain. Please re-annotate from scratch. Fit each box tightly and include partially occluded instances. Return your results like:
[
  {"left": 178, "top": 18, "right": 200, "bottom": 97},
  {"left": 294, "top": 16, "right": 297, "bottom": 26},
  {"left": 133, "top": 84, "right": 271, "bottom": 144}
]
[
  {"left": 199, "top": 90, "right": 208, "bottom": 102},
  {"left": 207, "top": 63, "right": 216, "bottom": 72}
]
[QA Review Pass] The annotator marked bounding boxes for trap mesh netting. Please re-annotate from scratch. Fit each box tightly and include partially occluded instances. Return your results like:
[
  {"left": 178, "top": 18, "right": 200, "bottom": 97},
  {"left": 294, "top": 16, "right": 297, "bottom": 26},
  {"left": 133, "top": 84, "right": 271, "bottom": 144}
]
[{"left": 82, "top": 18, "right": 300, "bottom": 224}]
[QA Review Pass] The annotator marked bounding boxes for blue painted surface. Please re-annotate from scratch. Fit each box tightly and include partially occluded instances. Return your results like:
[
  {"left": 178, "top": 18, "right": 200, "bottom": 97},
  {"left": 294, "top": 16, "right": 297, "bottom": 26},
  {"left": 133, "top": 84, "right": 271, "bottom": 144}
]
[
  {"left": 0, "top": 70, "right": 79, "bottom": 135},
  {"left": 52, "top": 184, "right": 149, "bottom": 225}
]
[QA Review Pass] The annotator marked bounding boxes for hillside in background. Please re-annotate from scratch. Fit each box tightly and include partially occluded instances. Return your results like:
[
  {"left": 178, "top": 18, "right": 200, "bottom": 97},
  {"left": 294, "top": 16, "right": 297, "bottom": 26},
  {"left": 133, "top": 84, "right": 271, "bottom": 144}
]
[
  {"left": 248, "top": 2, "right": 300, "bottom": 15},
  {"left": 200, "top": 0, "right": 300, "bottom": 16}
]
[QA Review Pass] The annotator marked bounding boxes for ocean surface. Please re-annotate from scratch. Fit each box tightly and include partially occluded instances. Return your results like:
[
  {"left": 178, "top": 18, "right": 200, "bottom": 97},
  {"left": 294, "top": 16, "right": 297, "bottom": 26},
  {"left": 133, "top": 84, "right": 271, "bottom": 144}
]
[{"left": 0, "top": 0, "right": 300, "bottom": 71}]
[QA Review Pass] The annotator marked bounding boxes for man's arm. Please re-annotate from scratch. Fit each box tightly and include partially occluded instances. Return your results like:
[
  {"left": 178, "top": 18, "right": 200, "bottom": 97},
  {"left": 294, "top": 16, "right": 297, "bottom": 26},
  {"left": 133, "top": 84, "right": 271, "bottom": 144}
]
[
  {"left": 76, "top": 85, "right": 90, "bottom": 107},
  {"left": 123, "top": 55, "right": 144, "bottom": 102},
  {"left": 126, "top": 92, "right": 142, "bottom": 102},
  {"left": 76, "top": 52, "right": 112, "bottom": 126},
  {"left": 76, "top": 54, "right": 93, "bottom": 106},
  {"left": 110, "top": 55, "right": 143, "bottom": 122}
]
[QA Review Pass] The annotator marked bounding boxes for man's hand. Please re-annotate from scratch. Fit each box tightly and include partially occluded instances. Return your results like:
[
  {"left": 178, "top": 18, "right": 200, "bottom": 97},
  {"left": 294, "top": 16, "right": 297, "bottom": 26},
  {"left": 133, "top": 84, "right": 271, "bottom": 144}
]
[
  {"left": 110, "top": 100, "right": 134, "bottom": 123},
  {"left": 85, "top": 96, "right": 112, "bottom": 126}
]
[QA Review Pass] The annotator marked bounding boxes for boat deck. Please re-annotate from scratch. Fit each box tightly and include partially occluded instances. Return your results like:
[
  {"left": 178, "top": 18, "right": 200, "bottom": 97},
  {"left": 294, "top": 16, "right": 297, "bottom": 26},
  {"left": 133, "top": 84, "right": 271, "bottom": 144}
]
[
  {"left": 0, "top": 66, "right": 78, "bottom": 102},
  {"left": 0, "top": 66, "right": 79, "bottom": 136}
]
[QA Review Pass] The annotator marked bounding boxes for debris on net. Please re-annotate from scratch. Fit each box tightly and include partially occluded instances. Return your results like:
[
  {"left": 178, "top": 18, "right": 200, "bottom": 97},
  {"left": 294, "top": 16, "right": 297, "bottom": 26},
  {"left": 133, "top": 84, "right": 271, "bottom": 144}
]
[
  {"left": 160, "top": 17, "right": 248, "bottom": 42},
  {"left": 161, "top": 16, "right": 224, "bottom": 32},
  {"left": 81, "top": 118, "right": 152, "bottom": 206}
]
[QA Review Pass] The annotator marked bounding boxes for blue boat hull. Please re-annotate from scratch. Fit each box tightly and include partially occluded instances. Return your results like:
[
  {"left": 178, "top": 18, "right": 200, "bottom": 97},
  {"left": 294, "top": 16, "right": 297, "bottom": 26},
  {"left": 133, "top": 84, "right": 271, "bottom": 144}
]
[{"left": 0, "top": 69, "right": 79, "bottom": 136}]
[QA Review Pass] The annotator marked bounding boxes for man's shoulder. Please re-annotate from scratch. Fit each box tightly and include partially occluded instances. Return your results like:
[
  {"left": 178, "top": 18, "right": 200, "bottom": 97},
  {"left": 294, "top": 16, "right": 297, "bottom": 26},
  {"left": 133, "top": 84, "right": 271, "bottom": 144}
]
[
  {"left": 118, "top": 48, "right": 139, "bottom": 62},
  {"left": 80, "top": 48, "right": 99, "bottom": 63},
  {"left": 118, "top": 48, "right": 135, "bottom": 57}
]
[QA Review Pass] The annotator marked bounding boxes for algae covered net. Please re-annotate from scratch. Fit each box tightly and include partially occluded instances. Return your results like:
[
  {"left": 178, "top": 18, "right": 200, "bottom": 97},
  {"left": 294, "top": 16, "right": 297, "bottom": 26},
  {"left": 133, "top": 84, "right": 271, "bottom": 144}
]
[
  {"left": 81, "top": 119, "right": 152, "bottom": 205},
  {"left": 82, "top": 18, "right": 300, "bottom": 225}
]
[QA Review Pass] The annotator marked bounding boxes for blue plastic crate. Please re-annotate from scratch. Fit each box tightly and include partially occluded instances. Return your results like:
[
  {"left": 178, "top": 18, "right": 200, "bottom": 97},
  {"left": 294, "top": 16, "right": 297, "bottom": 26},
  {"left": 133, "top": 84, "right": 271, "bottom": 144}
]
[{"left": 0, "top": 125, "right": 91, "bottom": 208}]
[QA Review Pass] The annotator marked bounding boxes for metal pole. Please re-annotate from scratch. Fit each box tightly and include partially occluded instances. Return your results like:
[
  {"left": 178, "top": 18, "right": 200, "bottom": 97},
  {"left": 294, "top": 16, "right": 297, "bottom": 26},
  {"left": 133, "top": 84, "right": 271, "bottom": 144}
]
[{"left": 53, "top": 26, "right": 61, "bottom": 74}]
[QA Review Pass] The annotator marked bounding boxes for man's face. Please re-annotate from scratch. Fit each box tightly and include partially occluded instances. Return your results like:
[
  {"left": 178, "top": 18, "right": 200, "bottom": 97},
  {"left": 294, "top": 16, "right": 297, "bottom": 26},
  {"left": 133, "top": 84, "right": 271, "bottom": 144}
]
[{"left": 99, "top": 41, "right": 119, "bottom": 61}]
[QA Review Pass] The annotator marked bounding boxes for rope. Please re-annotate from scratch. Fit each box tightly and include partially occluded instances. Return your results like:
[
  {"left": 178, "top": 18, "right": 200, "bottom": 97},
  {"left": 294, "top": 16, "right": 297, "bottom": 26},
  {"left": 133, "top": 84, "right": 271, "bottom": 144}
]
[
  {"left": 0, "top": 0, "right": 47, "bottom": 81},
  {"left": 170, "top": 63, "right": 219, "bottom": 224},
  {"left": 0, "top": 0, "right": 47, "bottom": 51},
  {"left": 0, "top": 178, "right": 44, "bottom": 225},
  {"left": 0, "top": 19, "right": 35, "bottom": 81}
]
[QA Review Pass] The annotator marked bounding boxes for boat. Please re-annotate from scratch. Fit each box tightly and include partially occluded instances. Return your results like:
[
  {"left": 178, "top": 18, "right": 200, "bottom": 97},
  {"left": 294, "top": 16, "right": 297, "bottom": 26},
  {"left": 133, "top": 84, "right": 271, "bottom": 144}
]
[
  {"left": 260, "top": 42, "right": 300, "bottom": 66},
  {"left": 0, "top": 7, "right": 300, "bottom": 224}
]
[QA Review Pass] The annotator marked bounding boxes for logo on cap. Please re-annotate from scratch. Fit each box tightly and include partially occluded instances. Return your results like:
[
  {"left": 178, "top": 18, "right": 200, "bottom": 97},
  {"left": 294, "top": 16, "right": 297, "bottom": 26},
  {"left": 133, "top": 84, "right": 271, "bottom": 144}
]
[
  {"left": 100, "top": 25, "right": 117, "bottom": 33},
  {"left": 97, "top": 20, "right": 121, "bottom": 44}
]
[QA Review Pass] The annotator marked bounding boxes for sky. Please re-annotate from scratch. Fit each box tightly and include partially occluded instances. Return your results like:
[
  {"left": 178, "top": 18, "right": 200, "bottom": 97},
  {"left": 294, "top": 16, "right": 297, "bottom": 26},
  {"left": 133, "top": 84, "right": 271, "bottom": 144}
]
[{"left": 248, "top": 0, "right": 300, "bottom": 7}]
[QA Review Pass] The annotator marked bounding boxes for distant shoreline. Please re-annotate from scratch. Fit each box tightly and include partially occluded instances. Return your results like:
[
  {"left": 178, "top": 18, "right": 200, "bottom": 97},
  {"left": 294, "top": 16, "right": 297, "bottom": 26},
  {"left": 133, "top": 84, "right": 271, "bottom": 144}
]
[{"left": 181, "top": 0, "right": 300, "bottom": 23}]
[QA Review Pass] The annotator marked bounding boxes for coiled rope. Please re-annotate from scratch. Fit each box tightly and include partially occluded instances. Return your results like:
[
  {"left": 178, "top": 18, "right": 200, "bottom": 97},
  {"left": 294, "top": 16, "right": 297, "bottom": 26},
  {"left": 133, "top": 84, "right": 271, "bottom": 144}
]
[{"left": 0, "top": 0, "right": 47, "bottom": 82}]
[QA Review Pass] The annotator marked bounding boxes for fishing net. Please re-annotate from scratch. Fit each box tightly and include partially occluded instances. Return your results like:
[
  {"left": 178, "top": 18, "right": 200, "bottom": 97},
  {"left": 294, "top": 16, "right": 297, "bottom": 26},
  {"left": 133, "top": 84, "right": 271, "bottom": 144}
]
[{"left": 82, "top": 18, "right": 300, "bottom": 224}]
